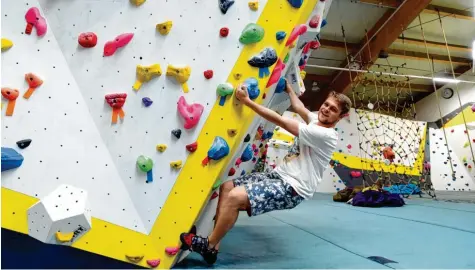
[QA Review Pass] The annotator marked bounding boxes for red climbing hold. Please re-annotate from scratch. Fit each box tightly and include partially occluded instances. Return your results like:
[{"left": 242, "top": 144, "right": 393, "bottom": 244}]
[
  {"left": 266, "top": 59, "right": 285, "bottom": 88},
  {"left": 211, "top": 191, "right": 219, "bottom": 200},
  {"left": 235, "top": 158, "right": 242, "bottom": 167},
  {"left": 204, "top": 70, "right": 213, "bottom": 79},
  {"left": 350, "top": 171, "right": 361, "bottom": 178},
  {"left": 103, "top": 33, "right": 134, "bottom": 56},
  {"left": 165, "top": 246, "right": 179, "bottom": 256},
  {"left": 228, "top": 167, "right": 236, "bottom": 176},
  {"left": 220, "top": 27, "right": 229, "bottom": 37},
  {"left": 186, "top": 142, "right": 198, "bottom": 153},
  {"left": 78, "top": 32, "right": 98, "bottom": 48},
  {"left": 308, "top": 14, "right": 320, "bottom": 28},
  {"left": 286, "top": 24, "right": 307, "bottom": 46},
  {"left": 105, "top": 93, "right": 127, "bottom": 123},
  {"left": 146, "top": 259, "right": 160, "bottom": 268},
  {"left": 177, "top": 96, "right": 204, "bottom": 129}
]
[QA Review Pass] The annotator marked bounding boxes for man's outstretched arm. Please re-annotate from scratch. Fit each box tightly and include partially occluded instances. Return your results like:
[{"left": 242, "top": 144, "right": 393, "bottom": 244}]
[
  {"left": 236, "top": 84, "right": 300, "bottom": 137},
  {"left": 285, "top": 81, "right": 313, "bottom": 124}
]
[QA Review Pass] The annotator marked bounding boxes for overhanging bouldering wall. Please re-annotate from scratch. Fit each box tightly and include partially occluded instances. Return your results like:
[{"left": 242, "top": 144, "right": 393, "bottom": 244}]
[{"left": 1, "top": 0, "right": 319, "bottom": 268}]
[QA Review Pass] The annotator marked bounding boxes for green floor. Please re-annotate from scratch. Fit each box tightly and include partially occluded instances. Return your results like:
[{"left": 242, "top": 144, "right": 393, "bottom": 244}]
[{"left": 176, "top": 193, "right": 475, "bottom": 269}]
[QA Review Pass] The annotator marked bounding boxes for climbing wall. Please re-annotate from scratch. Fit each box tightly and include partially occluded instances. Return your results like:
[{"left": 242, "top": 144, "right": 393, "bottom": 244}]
[
  {"left": 429, "top": 126, "right": 475, "bottom": 191},
  {"left": 1, "top": 0, "right": 319, "bottom": 268}
]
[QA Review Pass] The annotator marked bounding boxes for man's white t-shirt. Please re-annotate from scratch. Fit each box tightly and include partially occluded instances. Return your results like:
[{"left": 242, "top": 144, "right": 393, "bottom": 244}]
[{"left": 274, "top": 112, "right": 338, "bottom": 200}]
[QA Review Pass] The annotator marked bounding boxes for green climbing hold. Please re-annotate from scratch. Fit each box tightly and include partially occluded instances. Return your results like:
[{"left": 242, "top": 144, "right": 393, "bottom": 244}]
[
  {"left": 217, "top": 83, "right": 234, "bottom": 106},
  {"left": 212, "top": 179, "right": 223, "bottom": 190},
  {"left": 137, "top": 155, "right": 153, "bottom": 172},
  {"left": 239, "top": 23, "right": 265, "bottom": 45},
  {"left": 284, "top": 53, "right": 290, "bottom": 63}
]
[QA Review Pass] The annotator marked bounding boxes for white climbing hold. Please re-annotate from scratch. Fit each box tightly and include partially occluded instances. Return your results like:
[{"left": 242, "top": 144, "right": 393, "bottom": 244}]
[{"left": 367, "top": 103, "right": 374, "bottom": 110}]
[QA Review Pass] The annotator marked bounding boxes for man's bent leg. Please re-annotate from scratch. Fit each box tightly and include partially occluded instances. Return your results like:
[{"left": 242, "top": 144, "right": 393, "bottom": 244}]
[
  {"left": 213, "top": 181, "right": 235, "bottom": 250},
  {"left": 208, "top": 186, "right": 250, "bottom": 248}
]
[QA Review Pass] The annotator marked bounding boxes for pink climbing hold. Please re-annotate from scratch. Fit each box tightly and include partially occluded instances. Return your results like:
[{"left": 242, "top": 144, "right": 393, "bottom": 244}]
[
  {"left": 211, "top": 191, "right": 219, "bottom": 200},
  {"left": 266, "top": 59, "right": 285, "bottom": 88},
  {"left": 285, "top": 24, "right": 307, "bottom": 46},
  {"left": 165, "top": 246, "right": 180, "bottom": 256},
  {"left": 235, "top": 158, "right": 242, "bottom": 167},
  {"left": 472, "top": 104, "right": 475, "bottom": 112},
  {"left": 103, "top": 33, "right": 134, "bottom": 56},
  {"left": 303, "top": 40, "right": 320, "bottom": 54},
  {"left": 350, "top": 171, "right": 362, "bottom": 178},
  {"left": 308, "top": 14, "right": 320, "bottom": 28},
  {"left": 25, "top": 7, "right": 47, "bottom": 36},
  {"left": 177, "top": 96, "right": 204, "bottom": 129},
  {"left": 146, "top": 259, "right": 161, "bottom": 268},
  {"left": 347, "top": 144, "right": 352, "bottom": 149}
]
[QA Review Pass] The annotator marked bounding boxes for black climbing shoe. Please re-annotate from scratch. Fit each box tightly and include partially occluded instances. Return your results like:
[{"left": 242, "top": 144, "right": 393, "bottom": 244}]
[{"left": 180, "top": 232, "right": 217, "bottom": 265}]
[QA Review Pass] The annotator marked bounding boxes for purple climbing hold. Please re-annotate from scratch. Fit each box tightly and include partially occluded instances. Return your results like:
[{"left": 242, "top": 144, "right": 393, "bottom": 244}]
[
  {"left": 142, "top": 97, "right": 153, "bottom": 107},
  {"left": 219, "top": 0, "right": 235, "bottom": 14},
  {"left": 287, "top": 0, "right": 303, "bottom": 8}
]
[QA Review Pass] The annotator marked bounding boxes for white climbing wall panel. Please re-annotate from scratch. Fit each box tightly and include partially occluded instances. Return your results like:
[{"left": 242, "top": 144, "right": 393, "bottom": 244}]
[
  {"left": 1, "top": 0, "right": 269, "bottom": 234},
  {"left": 429, "top": 126, "right": 475, "bottom": 191}
]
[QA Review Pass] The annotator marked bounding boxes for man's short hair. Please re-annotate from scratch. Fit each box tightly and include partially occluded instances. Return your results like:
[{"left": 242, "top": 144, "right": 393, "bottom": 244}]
[{"left": 327, "top": 91, "right": 352, "bottom": 115}]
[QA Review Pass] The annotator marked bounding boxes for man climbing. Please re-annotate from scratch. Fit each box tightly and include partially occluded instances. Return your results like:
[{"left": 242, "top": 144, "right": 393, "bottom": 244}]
[{"left": 180, "top": 80, "right": 352, "bottom": 264}]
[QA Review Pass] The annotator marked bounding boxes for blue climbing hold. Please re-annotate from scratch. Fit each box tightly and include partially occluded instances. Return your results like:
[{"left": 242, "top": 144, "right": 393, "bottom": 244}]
[
  {"left": 261, "top": 131, "right": 274, "bottom": 140},
  {"left": 248, "top": 47, "right": 277, "bottom": 78},
  {"left": 1, "top": 147, "right": 24, "bottom": 172},
  {"left": 276, "top": 31, "right": 286, "bottom": 41},
  {"left": 219, "top": 0, "right": 235, "bottom": 14},
  {"left": 275, "top": 77, "right": 286, "bottom": 93},
  {"left": 244, "top": 77, "right": 260, "bottom": 100},
  {"left": 298, "top": 57, "right": 305, "bottom": 66},
  {"left": 241, "top": 144, "right": 253, "bottom": 162},
  {"left": 241, "top": 170, "right": 246, "bottom": 176},
  {"left": 202, "top": 136, "right": 230, "bottom": 165},
  {"left": 142, "top": 97, "right": 153, "bottom": 107},
  {"left": 287, "top": 0, "right": 303, "bottom": 8},
  {"left": 321, "top": 19, "right": 327, "bottom": 28}
]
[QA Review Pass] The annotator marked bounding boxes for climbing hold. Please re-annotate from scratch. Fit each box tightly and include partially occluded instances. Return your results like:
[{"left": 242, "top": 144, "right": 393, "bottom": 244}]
[
  {"left": 241, "top": 144, "right": 253, "bottom": 162},
  {"left": 170, "top": 160, "right": 183, "bottom": 169},
  {"left": 464, "top": 141, "right": 470, "bottom": 148},
  {"left": 244, "top": 78, "right": 260, "bottom": 100},
  {"left": 217, "top": 83, "right": 234, "bottom": 106},
  {"left": 220, "top": 27, "right": 229, "bottom": 37},
  {"left": 287, "top": 0, "right": 303, "bottom": 8},
  {"left": 382, "top": 146, "right": 395, "bottom": 162},
  {"left": 284, "top": 53, "right": 290, "bottom": 64},
  {"left": 350, "top": 171, "right": 362, "bottom": 178},
  {"left": 16, "top": 139, "right": 32, "bottom": 149},
  {"left": 471, "top": 104, "right": 475, "bottom": 112},
  {"left": 105, "top": 93, "right": 127, "bottom": 124},
  {"left": 156, "top": 20, "right": 173, "bottom": 35},
  {"left": 248, "top": 48, "right": 278, "bottom": 78},
  {"left": 130, "top": 0, "right": 146, "bottom": 6},
  {"left": 239, "top": 23, "right": 265, "bottom": 45},
  {"left": 103, "top": 33, "right": 134, "bottom": 57},
  {"left": 156, "top": 144, "right": 167, "bottom": 152},
  {"left": 147, "top": 259, "right": 160, "bottom": 268},
  {"left": 25, "top": 7, "right": 47, "bottom": 36},
  {"left": 23, "top": 73, "right": 43, "bottom": 99},
  {"left": 204, "top": 70, "right": 214, "bottom": 79},
  {"left": 227, "top": 128, "right": 237, "bottom": 137},
  {"left": 177, "top": 96, "right": 204, "bottom": 129},
  {"left": 244, "top": 134, "right": 251, "bottom": 142},
  {"left": 1, "top": 38, "right": 13, "bottom": 51},
  {"left": 235, "top": 158, "right": 242, "bottom": 167},
  {"left": 266, "top": 59, "right": 285, "bottom": 88},
  {"left": 211, "top": 191, "right": 219, "bottom": 200},
  {"left": 248, "top": 1, "right": 258, "bottom": 10},
  {"left": 166, "top": 65, "right": 191, "bottom": 93},
  {"left": 300, "top": 70, "right": 307, "bottom": 79},
  {"left": 241, "top": 170, "right": 246, "bottom": 176},
  {"left": 233, "top": 73, "right": 242, "bottom": 80},
  {"left": 78, "top": 32, "right": 98, "bottom": 48},
  {"left": 275, "top": 77, "right": 286, "bottom": 94},
  {"left": 202, "top": 136, "right": 230, "bottom": 166},
  {"left": 262, "top": 92, "right": 267, "bottom": 99},
  {"left": 142, "top": 97, "right": 153, "bottom": 107},
  {"left": 126, "top": 255, "right": 144, "bottom": 263},
  {"left": 1, "top": 147, "right": 24, "bottom": 172},
  {"left": 1, "top": 88, "right": 19, "bottom": 116},
  {"left": 137, "top": 155, "right": 153, "bottom": 183},
  {"left": 133, "top": 64, "right": 162, "bottom": 90},
  {"left": 228, "top": 167, "right": 236, "bottom": 176},
  {"left": 55, "top": 231, "right": 74, "bottom": 243},
  {"left": 165, "top": 246, "right": 180, "bottom": 255},
  {"left": 367, "top": 103, "right": 374, "bottom": 110},
  {"left": 212, "top": 179, "right": 222, "bottom": 190},
  {"left": 286, "top": 24, "right": 307, "bottom": 47},
  {"left": 347, "top": 144, "right": 352, "bottom": 149},
  {"left": 276, "top": 31, "right": 286, "bottom": 42},
  {"left": 261, "top": 131, "right": 273, "bottom": 140},
  {"left": 219, "top": 0, "right": 235, "bottom": 14},
  {"left": 186, "top": 142, "right": 198, "bottom": 153},
  {"left": 171, "top": 129, "right": 182, "bottom": 139},
  {"left": 309, "top": 14, "right": 320, "bottom": 28}
]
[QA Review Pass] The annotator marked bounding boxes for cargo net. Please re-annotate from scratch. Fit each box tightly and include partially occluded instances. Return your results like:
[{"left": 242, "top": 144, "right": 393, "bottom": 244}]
[{"left": 351, "top": 79, "right": 436, "bottom": 198}]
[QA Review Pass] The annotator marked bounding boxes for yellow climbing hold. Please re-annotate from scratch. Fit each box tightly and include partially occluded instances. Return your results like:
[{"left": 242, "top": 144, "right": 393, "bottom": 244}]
[
  {"left": 463, "top": 157, "right": 468, "bottom": 163},
  {"left": 233, "top": 73, "right": 242, "bottom": 80},
  {"left": 166, "top": 64, "right": 191, "bottom": 93},
  {"left": 1, "top": 38, "right": 13, "bottom": 52},
  {"left": 130, "top": 0, "right": 146, "bottom": 6},
  {"left": 125, "top": 254, "right": 144, "bottom": 263},
  {"left": 55, "top": 231, "right": 74, "bottom": 242},
  {"left": 133, "top": 64, "right": 162, "bottom": 90},
  {"left": 170, "top": 160, "right": 183, "bottom": 169},
  {"left": 156, "top": 21, "right": 173, "bottom": 35},
  {"left": 464, "top": 141, "right": 470, "bottom": 148},
  {"left": 300, "top": 70, "right": 306, "bottom": 79},
  {"left": 156, "top": 144, "right": 167, "bottom": 152},
  {"left": 248, "top": 1, "right": 258, "bottom": 10},
  {"left": 227, "top": 128, "right": 238, "bottom": 137}
]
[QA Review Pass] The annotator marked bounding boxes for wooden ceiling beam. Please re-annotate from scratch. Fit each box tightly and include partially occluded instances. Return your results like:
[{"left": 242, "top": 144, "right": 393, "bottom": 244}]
[
  {"left": 394, "top": 37, "right": 471, "bottom": 53},
  {"left": 386, "top": 48, "right": 472, "bottom": 65}
]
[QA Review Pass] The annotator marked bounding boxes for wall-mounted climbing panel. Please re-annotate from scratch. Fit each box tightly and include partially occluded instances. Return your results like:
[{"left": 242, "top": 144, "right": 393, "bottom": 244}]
[{"left": 1, "top": 0, "right": 319, "bottom": 268}]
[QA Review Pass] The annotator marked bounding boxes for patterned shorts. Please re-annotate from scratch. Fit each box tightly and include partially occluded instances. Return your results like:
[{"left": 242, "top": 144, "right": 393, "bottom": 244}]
[{"left": 233, "top": 171, "right": 305, "bottom": 217}]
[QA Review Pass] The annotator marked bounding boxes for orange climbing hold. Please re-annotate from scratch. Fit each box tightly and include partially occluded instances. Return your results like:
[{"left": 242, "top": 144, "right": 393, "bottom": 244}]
[
  {"left": 1, "top": 88, "right": 19, "bottom": 116},
  {"left": 105, "top": 93, "right": 127, "bottom": 124},
  {"left": 23, "top": 73, "right": 43, "bottom": 99}
]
